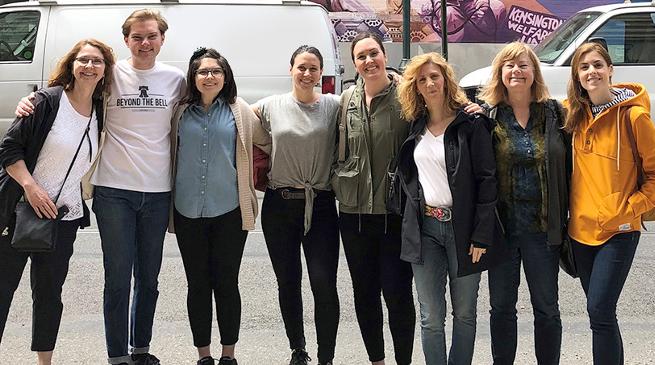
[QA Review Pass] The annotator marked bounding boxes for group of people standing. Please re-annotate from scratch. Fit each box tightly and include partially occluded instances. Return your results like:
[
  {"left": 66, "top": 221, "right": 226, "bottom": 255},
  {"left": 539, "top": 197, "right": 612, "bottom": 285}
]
[{"left": 0, "top": 7, "right": 653, "bottom": 365}]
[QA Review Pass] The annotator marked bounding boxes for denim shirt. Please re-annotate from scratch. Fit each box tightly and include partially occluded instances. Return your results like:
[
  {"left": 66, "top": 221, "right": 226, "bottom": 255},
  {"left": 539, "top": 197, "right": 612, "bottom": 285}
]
[{"left": 174, "top": 97, "right": 239, "bottom": 218}]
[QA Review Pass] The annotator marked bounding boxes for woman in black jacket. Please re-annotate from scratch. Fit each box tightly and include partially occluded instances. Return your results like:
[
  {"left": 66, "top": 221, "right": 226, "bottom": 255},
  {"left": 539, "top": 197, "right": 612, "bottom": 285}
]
[
  {"left": 0, "top": 39, "right": 114, "bottom": 365},
  {"left": 477, "top": 41, "right": 570, "bottom": 365},
  {"left": 397, "top": 52, "right": 507, "bottom": 365}
]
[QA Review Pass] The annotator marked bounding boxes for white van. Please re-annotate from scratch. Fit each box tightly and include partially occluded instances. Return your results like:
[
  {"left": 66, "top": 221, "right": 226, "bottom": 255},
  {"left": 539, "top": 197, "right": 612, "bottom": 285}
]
[
  {"left": 459, "top": 1, "right": 655, "bottom": 113},
  {"left": 0, "top": 0, "right": 343, "bottom": 135}
]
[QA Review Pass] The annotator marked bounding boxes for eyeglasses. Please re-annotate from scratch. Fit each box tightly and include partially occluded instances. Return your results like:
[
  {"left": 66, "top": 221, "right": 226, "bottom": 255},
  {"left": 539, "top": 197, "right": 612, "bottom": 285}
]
[
  {"left": 75, "top": 57, "right": 105, "bottom": 67},
  {"left": 196, "top": 68, "right": 224, "bottom": 78}
]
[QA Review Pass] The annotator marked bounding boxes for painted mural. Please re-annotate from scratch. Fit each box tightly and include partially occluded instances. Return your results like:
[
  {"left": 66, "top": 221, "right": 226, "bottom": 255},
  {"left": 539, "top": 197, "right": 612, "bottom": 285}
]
[{"left": 309, "top": 0, "right": 650, "bottom": 44}]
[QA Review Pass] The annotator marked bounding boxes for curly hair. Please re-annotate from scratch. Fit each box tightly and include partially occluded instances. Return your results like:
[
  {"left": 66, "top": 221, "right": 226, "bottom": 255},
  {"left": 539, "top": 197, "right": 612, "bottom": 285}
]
[
  {"left": 564, "top": 42, "right": 613, "bottom": 133},
  {"left": 48, "top": 38, "right": 116, "bottom": 100},
  {"left": 397, "top": 52, "right": 468, "bottom": 121},
  {"left": 477, "top": 41, "right": 549, "bottom": 106}
]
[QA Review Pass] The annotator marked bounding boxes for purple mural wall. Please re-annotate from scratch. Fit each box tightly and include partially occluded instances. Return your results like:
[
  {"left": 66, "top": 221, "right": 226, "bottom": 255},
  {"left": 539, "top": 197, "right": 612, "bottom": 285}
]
[{"left": 310, "top": 0, "right": 649, "bottom": 44}]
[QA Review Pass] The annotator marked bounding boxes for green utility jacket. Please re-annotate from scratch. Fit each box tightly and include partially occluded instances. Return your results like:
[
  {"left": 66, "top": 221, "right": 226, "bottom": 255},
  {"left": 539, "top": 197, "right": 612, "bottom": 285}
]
[{"left": 332, "top": 76, "right": 409, "bottom": 214}]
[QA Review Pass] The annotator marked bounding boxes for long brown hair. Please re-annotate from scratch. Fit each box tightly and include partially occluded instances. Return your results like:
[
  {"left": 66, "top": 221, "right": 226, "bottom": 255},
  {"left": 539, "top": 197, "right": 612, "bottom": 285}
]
[
  {"left": 478, "top": 41, "right": 550, "bottom": 106},
  {"left": 181, "top": 47, "right": 237, "bottom": 105},
  {"left": 564, "top": 42, "right": 613, "bottom": 133},
  {"left": 397, "top": 52, "right": 468, "bottom": 121},
  {"left": 48, "top": 39, "right": 115, "bottom": 99}
]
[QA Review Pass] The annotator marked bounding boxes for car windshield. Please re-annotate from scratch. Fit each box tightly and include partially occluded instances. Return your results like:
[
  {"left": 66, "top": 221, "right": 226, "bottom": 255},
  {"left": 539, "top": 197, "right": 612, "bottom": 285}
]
[{"left": 534, "top": 12, "right": 601, "bottom": 63}]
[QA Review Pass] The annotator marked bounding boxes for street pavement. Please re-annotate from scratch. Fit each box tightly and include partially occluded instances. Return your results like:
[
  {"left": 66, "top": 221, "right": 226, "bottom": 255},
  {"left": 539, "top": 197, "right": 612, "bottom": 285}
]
[{"left": 2, "top": 201, "right": 654, "bottom": 365}]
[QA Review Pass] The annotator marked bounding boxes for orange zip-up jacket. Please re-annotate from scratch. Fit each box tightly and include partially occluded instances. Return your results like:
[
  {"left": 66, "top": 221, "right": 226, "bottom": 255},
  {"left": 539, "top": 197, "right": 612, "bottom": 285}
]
[{"left": 565, "top": 83, "right": 655, "bottom": 246}]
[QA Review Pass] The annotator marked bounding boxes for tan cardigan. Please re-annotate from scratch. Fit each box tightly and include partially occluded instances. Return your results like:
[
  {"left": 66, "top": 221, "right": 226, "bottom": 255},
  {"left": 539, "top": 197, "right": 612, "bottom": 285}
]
[{"left": 168, "top": 97, "right": 271, "bottom": 232}]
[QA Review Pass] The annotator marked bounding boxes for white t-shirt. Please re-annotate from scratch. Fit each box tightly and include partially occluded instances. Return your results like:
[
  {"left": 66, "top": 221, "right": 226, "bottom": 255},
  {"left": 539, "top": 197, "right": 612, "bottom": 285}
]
[
  {"left": 414, "top": 128, "right": 453, "bottom": 207},
  {"left": 90, "top": 59, "right": 186, "bottom": 192},
  {"left": 32, "top": 91, "right": 99, "bottom": 220}
]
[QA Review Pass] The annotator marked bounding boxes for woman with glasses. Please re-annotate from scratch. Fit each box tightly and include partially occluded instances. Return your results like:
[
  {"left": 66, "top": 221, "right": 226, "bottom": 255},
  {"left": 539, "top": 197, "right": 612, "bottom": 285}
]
[
  {"left": 253, "top": 45, "right": 340, "bottom": 365},
  {"left": 170, "top": 48, "right": 270, "bottom": 365},
  {"left": 0, "top": 39, "right": 114, "bottom": 365},
  {"left": 396, "top": 52, "right": 506, "bottom": 365}
]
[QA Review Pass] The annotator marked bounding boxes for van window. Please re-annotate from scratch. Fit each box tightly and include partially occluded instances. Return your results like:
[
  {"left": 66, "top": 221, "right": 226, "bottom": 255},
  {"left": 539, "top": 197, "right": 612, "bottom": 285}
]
[
  {"left": 0, "top": 11, "right": 40, "bottom": 62},
  {"left": 590, "top": 12, "right": 655, "bottom": 64},
  {"left": 534, "top": 12, "right": 600, "bottom": 64}
]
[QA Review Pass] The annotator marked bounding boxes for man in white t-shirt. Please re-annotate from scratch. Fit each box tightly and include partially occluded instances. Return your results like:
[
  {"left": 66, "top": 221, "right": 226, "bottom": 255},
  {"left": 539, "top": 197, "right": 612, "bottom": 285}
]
[
  {"left": 91, "top": 9, "right": 185, "bottom": 365},
  {"left": 16, "top": 9, "right": 186, "bottom": 365}
]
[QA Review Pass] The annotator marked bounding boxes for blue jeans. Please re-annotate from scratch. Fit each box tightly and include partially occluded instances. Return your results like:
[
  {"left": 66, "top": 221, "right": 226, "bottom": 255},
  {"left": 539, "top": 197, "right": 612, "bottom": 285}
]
[
  {"left": 412, "top": 217, "right": 481, "bottom": 365},
  {"left": 573, "top": 231, "right": 640, "bottom": 365},
  {"left": 93, "top": 186, "right": 171, "bottom": 364},
  {"left": 488, "top": 232, "right": 561, "bottom": 365}
]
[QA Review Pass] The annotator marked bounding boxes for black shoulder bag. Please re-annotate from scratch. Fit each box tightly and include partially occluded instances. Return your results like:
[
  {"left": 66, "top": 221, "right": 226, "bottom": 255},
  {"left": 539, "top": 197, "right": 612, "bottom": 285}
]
[{"left": 11, "top": 110, "right": 93, "bottom": 252}]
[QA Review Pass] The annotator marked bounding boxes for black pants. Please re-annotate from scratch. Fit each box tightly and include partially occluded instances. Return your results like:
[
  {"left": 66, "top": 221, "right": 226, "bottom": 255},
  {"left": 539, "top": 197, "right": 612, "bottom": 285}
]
[
  {"left": 174, "top": 207, "right": 248, "bottom": 348},
  {"left": 0, "top": 218, "right": 79, "bottom": 351},
  {"left": 261, "top": 188, "right": 340, "bottom": 364},
  {"left": 339, "top": 212, "right": 416, "bottom": 364}
]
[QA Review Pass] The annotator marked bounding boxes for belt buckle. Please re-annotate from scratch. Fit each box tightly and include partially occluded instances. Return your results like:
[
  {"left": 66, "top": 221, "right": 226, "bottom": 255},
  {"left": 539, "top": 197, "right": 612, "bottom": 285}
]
[
  {"left": 281, "top": 189, "right": 292, "bottom": 199},
  {"left": 425, "top": 206, "right": 452, "bottom": 222}
]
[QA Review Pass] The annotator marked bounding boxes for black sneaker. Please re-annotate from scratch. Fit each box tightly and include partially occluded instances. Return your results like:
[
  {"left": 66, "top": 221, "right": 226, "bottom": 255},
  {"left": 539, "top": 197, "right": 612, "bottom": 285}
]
[
  {"left": 317, "top": 362, "right": 333, "bottom": 365},
  {"left": 289, "top": 349, "right": 311, "bottom": 365},
  {"left": 131, "top": 353, "right": 161, "bottom": 365},
  {"left": 198, "top": 356, "right": 216, "bottom": 365},
  {"left": 217, "top": 356, "right": 237, "bottom": 365}
]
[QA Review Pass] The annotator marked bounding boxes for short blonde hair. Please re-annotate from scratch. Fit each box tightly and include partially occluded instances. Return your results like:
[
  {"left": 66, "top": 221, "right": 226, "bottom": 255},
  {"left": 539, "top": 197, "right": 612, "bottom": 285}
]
[
  {"left": 478, "top": 41, "right": 550, "bottom": 105},
  {"left": 122, "top": 9, "right": 168, "bottom": 38},
  {"left": 398, "top": 52, "right": 468, "bottom": 121}
]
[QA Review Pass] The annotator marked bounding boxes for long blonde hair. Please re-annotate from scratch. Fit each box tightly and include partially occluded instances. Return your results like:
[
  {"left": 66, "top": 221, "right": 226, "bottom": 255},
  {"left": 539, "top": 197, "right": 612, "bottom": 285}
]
[
  {"left": 477, "top": 41, "right": 550, "bottom": 106},
  {"left": 564, "top": 42, "right": 613, "bottom": 133},
  {"left": 398, "top": 52, "right": 468, "bottom": 121}
]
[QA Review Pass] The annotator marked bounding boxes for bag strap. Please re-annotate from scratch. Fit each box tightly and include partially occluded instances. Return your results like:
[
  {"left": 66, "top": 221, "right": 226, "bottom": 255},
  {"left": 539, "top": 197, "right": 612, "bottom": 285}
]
[
  {"left": 623, "top": 106, "right": 647, "bottom": 188},
  {"left": 338, "top": 86, "right": 354, "bottom": 164},
  {"left": 51, "top": 108, "right": 94, "bottom": 204}
]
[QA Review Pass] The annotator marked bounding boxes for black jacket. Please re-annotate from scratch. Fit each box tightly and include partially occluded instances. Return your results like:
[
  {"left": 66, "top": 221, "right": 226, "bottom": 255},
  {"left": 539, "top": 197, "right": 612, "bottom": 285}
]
[
  {"left": 0, "top": 86, "right": 104, "bottom": 230},
  {"left": 484, "top": 99, "right": 572, "bottom": 247},
  {"left": 398, "top": 109, "right": 509, "bottom": 277}
]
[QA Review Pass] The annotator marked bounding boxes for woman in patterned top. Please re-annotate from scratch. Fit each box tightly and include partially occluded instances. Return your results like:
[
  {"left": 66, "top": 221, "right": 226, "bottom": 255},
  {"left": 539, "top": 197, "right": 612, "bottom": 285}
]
[
  {"left": 478, "top": 41, "right": 571, "bottom": 365},
  {"left": 0, "top": 39, "right": 115, "bottom": 365}
]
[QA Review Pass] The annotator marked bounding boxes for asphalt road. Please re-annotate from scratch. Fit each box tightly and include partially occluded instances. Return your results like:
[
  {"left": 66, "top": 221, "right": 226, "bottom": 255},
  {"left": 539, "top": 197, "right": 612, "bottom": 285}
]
[{"left": 2, "top": 204, "right": 654, "bottom": 365}]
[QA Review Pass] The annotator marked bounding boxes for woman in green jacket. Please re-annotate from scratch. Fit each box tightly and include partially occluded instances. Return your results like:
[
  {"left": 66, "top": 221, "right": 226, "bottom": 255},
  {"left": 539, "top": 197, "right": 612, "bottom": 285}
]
[{"left": 332, "top": 31, "right": 414, "bottom": 365}]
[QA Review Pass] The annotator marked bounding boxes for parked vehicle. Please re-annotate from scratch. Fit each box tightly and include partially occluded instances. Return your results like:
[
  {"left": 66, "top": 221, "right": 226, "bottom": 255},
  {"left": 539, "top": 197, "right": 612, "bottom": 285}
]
[
  {"left": 0, "top": 0, "right": 344, "bottom": 136},
  {"left": 459, "top": 1, "right": 655, "bottom": 113}
]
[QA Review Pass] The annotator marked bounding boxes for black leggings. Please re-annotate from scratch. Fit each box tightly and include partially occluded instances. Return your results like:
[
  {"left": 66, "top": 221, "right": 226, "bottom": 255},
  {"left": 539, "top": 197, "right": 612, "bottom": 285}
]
[
  {"left": 261, "top": 188, "right": 340, "bottom": 364},
  {"left": 174, "top": 207, "right": 248, "bottom": 348},
  {"left": 339, "top": 212, "right": 416, "bottom": 364},
  {"left": 0, "top": 218, "right": 79, "bottom": 351}
]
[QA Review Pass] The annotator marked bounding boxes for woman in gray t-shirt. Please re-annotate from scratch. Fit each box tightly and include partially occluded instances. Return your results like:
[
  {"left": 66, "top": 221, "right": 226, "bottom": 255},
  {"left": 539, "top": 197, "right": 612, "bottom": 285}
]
[{"left": 253, "top": 45, "right": 340, "bottom": 365}]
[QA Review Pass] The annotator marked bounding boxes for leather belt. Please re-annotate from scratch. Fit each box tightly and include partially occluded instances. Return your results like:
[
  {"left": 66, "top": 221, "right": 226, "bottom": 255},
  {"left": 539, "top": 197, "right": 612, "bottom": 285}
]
[
  {"left": 425, "top": 205, "right": 452, "bottom": 222},
  {"left": 279, "top": 188, "right": 306, "bottom": 200}
]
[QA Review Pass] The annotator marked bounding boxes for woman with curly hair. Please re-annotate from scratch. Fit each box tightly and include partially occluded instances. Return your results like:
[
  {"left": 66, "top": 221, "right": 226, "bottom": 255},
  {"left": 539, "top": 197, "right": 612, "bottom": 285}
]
[{"left": 396, "top": 52, "right": 507, "bottom": 365}]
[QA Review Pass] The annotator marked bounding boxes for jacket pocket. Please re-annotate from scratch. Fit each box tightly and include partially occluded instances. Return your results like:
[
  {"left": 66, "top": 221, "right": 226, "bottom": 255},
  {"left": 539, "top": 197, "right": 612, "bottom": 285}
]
[
  {"left": 597, "top": 192, "right": 636, "bottom": 231},
  {"left": 386, "top": 155, "right": 402, "bottom": 215},
  {"left": 332, "top": 156, "right": 360, "bottom": 207}
]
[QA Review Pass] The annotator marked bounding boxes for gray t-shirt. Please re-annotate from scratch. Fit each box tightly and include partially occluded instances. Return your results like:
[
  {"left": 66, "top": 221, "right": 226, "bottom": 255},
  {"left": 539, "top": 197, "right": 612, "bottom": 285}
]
[{"left": 257, "top": 92, "right": 340, "bottom": 233}]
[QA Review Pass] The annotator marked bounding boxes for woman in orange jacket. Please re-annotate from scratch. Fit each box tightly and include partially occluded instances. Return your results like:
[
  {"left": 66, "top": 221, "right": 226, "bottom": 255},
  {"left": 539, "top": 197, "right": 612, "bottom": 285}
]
[{"left": 564, "top": 42, "right": 655, "bottom": 364}]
